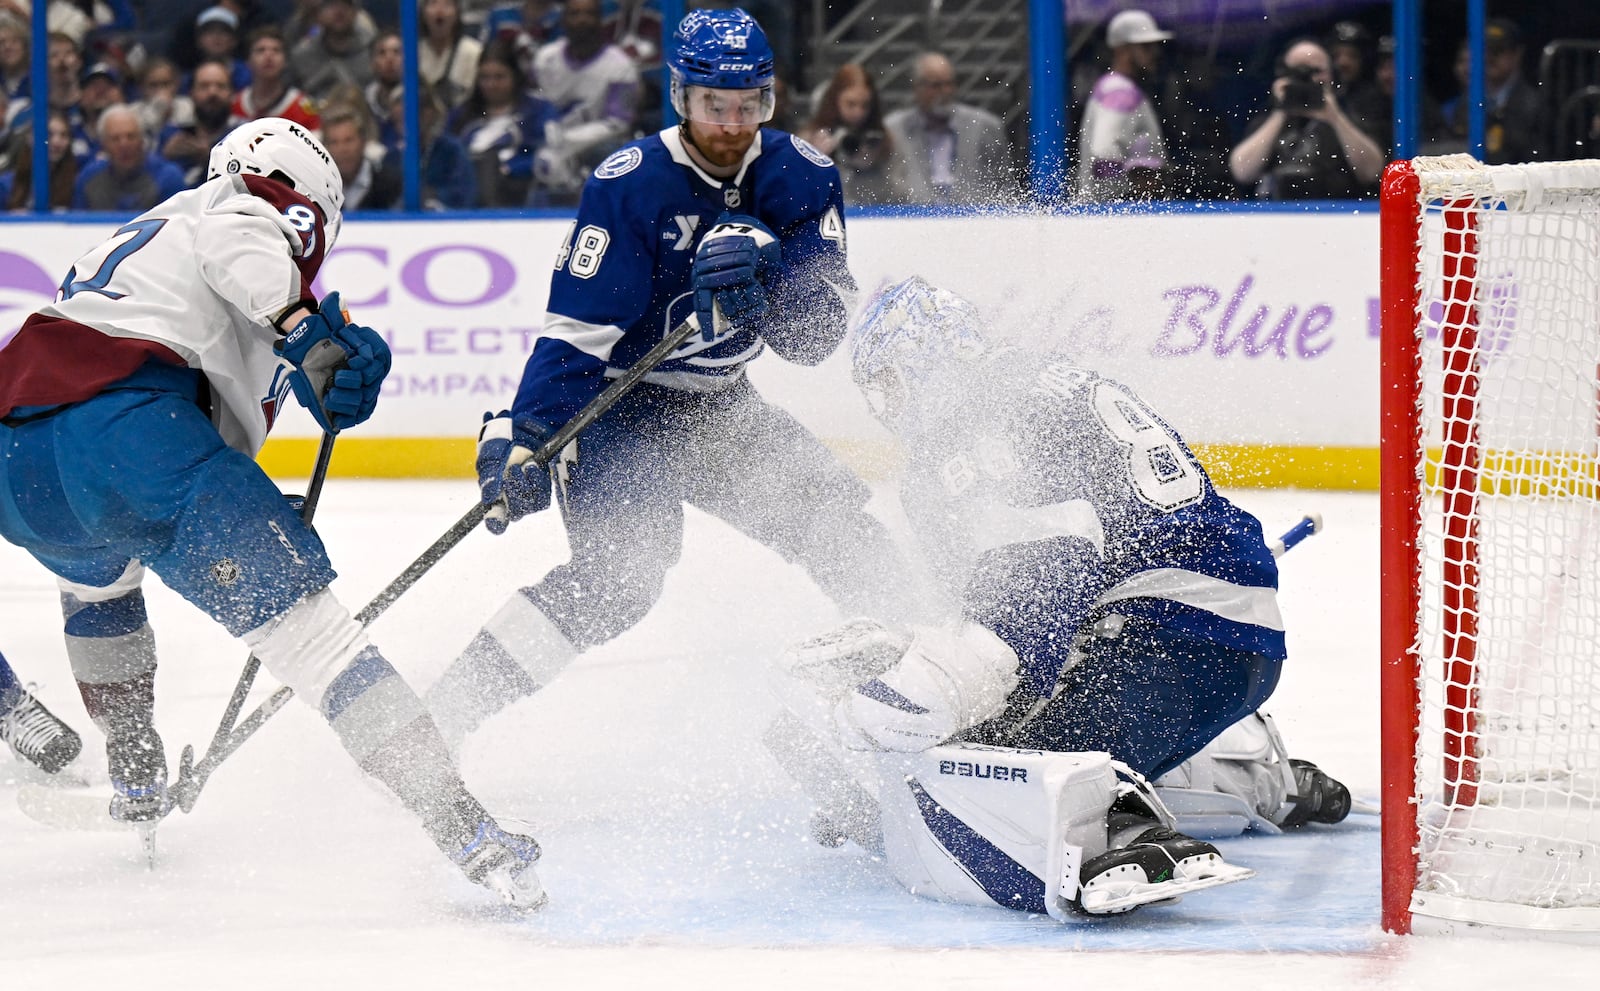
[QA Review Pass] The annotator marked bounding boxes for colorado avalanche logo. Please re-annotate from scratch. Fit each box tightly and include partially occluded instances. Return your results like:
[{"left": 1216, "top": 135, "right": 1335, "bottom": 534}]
[
  {"left": 596, "top": 147, "right": 643, "bottom": 180},
  {"left": 261, "top": 365, "right": 293, "bottom": 431},
  {"left": 792, "top": 134, "right": 833, "bottom": 168}
]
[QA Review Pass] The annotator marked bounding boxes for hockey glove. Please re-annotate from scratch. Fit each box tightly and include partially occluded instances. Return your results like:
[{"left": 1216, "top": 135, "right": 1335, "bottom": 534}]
[
  {"left": 477, "top": 411, "right": 554, "bottom": 535},
  {"left": 691, "top": 216, "right": 782, "bottom": 342},
  {"left": 276, "top": 292, "right": 392, "bottom": 433}
]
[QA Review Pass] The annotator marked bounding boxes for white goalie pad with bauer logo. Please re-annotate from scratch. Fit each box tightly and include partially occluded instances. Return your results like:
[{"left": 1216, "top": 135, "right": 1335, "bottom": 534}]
[{"left": 874, "top": 743, "right": 1116, "bottom": 922}]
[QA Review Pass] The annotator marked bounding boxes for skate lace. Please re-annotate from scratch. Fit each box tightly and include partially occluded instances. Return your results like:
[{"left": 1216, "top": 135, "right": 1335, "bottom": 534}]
[{"left": 0, "top": 688, "right": 66, "bottom": 759}]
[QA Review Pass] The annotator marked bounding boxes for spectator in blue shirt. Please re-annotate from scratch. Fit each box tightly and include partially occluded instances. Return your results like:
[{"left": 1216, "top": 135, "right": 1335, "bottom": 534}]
[{"left": 72, "top": 104, "right": 185, "bottom": 211}]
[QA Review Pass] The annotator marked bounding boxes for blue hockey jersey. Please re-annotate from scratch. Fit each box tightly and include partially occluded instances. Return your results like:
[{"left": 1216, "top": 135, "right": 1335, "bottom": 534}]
[
  {"left": 513, "top": 127, "right": 855, "bottom": 432},
  {"left": 900, "top": 351, "right": 1286, "bottom": 696}
]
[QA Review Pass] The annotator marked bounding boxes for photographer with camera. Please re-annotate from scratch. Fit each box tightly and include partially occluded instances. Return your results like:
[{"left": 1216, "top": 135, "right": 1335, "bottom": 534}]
[
  {"left": 802, "top": 63, "right": 913, "bottom": 206},
  {"left": 1228, "top": 38, "right": 1384, "bottom": 200}
]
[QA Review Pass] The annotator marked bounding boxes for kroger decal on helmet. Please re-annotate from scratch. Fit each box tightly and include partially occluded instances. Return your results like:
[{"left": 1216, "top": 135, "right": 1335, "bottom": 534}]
[{"left": 668, "top": 8, "right": 776, "bottom": 126}]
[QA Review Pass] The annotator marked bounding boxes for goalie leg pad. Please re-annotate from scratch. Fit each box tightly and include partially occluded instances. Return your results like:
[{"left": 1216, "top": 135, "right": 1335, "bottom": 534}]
[
  {"left": 1154, "top": 712, "right": 1295, "bottom": 835},
  {"left": 875, "top": 743, "right": 1116, "bottom": 922},
  {"left": 836, "top": 622, "right": 1020, "bottom": 753},
  {"left": 778, "top": 618, "right": 910, "bottom": 700}
]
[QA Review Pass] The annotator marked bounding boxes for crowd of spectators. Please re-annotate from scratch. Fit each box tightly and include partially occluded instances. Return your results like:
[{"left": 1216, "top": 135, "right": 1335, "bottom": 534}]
[
  {"left": 0, "top": 0, "right": 661, "bottom": 212},
  {"left": 1069, "top": 10, "right": 1569, "bottom": 205},
  {"left": 0, "top": 4, "right": 1587, "bottom": 213}
]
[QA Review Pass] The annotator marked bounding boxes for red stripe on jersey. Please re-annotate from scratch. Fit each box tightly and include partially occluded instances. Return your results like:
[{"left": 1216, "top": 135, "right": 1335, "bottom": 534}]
[
  {"left": 0, "top": 315, "right": 187, "bottom": 418},
  {"left": 240, "top": 173, "right": 326, "bottom": 300}
]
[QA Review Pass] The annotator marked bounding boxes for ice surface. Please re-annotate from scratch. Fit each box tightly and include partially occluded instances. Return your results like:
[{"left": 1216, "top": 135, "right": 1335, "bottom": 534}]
[{"left": 2, "top": 484, "right": 1590, "bottom": 987}]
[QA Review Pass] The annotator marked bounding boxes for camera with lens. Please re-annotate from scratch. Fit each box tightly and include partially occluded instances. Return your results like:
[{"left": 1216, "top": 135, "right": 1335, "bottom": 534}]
[{"left": 1277, "top": 64, "right": 1326, "bottom": 114}]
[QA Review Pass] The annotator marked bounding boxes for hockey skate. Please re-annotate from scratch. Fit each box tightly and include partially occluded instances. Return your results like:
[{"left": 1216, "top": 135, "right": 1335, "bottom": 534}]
[
  {"left": 0, "top": 687, "right": 83, "bottom": 776},
  {"left": 453, "top": 819, "right": 548, "bottom": 911},
  {"left": 1073, "top": 824, "right": 1255, "bottom": 916},
  {"left": 107, "top": 722, "right": 172, "bottom": 825},
  {"left": 1279, "top": 759, "right": 1353, "bottom": 828}
]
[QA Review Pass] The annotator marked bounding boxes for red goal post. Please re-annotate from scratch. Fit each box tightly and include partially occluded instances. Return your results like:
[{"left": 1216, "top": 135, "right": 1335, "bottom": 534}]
[{"left": 1380, "top": 155, "right": 1600, "bottom": 937}]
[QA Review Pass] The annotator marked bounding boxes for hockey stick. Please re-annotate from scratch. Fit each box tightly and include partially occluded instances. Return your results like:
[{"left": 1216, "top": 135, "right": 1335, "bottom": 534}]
[
  {"left": 20, "top": 433, "right": 340, "bottom": 832},
  {"left": 168, "top": 313, "right": 707, "bottom": 814},
  {"left": 166, "top": 431, "right": 337, "bottom": 814},
  {"left": 1269, "top": 513, "right": 1322, "bottom": 558}
]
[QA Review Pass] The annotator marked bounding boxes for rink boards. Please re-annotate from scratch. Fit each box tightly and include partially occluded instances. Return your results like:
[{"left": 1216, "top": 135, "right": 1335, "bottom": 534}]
[{"left": 0, "top": 210, "right": 1381, "bottom": 489}]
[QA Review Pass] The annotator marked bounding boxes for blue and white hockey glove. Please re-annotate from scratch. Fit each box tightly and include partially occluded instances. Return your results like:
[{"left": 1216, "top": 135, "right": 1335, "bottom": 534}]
[
  {"left": 691, "top": 217, "right": 782, "bottom": 342},
  {"left": 276, "top": 291, "right": 392, "bottom": 433},
  {"left": 477, "top": 411, "right": 554, "bottom": 535}
]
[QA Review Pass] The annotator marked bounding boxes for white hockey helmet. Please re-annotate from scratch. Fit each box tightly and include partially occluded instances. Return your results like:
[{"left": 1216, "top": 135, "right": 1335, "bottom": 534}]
[
  {"left": 208, "top": 117, "right": 345, "bottom": 247},
  {"left": 850, "top": 276, "right": 990, "bottom": 427}
]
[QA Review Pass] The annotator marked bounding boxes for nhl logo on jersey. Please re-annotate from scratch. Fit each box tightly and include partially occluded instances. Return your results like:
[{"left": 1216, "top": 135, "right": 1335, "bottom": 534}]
[
  {"left": 227, "top": 160, "right": 241, "bottom": 174},
  {"left": 723, "top": 187, "right": 741, "bottom": 208},
  {"left": 211, "top": 558, "right": 241, "bottom": 587},
  {"left": 595, "top": 146, "right": 643, "bottom": 180},
  {"left": 792, "top": 134, "right": 833, "bottom": 169}
]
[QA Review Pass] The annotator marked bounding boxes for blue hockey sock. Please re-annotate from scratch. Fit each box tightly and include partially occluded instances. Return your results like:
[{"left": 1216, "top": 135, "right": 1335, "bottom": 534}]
[{"left": 0, "top": 651, "right": 21, "bottom": 714}]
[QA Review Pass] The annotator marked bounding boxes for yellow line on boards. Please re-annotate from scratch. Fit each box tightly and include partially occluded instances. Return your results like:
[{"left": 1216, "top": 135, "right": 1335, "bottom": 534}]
[{"left": 257, "top": 437, "right": 1384, "bottom": 490}]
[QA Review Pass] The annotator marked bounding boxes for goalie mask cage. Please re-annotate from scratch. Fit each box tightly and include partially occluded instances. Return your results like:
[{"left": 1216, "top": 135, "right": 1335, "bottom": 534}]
[{"left": 1381, "top": 155, "right": 1600, "bottom": 937}]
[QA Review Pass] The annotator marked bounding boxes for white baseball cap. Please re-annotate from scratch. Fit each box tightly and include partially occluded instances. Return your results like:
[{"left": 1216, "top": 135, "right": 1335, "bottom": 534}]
[{"left": 1107, "top": 10, "right": 1173, "bottom": 48}]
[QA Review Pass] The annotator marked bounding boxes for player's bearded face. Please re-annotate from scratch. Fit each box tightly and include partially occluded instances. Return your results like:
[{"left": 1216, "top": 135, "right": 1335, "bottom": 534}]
[{"left": 681, "top": 84, "right": 771, "bottom": 166}]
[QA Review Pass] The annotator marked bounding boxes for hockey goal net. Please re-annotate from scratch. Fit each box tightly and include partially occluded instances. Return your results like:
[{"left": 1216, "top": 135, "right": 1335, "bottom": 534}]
[{"left": 1381, "top": 155, "right": 1600, "bottom": 937}]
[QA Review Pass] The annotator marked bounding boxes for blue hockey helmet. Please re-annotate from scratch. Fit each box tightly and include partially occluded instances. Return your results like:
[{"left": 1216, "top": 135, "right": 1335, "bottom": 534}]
[
  {"left": 850, "top": 276, "right": 990, "bottom": 427},
  {"left": 669, "top": 8, "right": 776, "bottom": 124}
]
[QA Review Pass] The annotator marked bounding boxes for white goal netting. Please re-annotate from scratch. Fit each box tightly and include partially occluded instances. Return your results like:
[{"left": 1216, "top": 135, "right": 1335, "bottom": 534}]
[{"left": 1403, "top": 157, "right": 1600, "bottom": 932}]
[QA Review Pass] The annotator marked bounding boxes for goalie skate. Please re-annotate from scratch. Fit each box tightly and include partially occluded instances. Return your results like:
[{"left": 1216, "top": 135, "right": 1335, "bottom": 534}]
[{"left": 1074, "top": 827, "right": 1254, "bottom": 916}]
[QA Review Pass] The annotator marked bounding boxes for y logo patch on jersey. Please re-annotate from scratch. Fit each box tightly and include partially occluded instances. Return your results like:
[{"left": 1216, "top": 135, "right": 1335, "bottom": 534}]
[
  {"left": 595, "top": 147, "right": 643, "bottom": 179},
  {"left": 792, "top": 134, "right": 834, "bottom": 168},
  {"left": 666, "top": 214, "right": 702, "bottom": 250}
]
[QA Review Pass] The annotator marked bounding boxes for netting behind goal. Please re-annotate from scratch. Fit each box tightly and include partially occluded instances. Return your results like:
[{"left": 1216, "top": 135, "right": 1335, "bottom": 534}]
[{"left": 1380, "top": 155, "right": 1600, "bottom": 937}]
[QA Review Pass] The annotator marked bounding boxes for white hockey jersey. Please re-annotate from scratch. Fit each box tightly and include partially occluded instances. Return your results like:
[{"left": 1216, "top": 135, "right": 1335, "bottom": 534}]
[
  {"left": 532, "top": 39, "right": 639, "bottom": 158},
  {"left": 0, "top": 173, "right": 327, "bottom": 455}
]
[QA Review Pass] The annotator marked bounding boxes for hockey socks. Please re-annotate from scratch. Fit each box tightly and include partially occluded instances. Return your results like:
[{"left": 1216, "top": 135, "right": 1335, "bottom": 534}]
[
  {"left": 426, "top": 592, "right": 577, "bottom": 753},
  {"left": 320, "top": 648, "right": 547, "bottom": 907}
]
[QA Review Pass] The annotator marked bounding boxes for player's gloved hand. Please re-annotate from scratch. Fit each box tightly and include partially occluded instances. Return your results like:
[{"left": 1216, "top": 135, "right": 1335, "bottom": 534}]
[
  {"left": 477, "top": 411, "right": 554, "bottom": 535},
  {"left": 276, "top": 291, "right": 392, "bottom": 433},
  {"left": 692, "top": 216, "right": 782, "bottom": 342}
]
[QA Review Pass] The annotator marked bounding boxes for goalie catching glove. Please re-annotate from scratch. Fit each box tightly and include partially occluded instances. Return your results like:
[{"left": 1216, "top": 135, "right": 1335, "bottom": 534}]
[
  {"left": 276, "top": 291, "right": 392, "bottom": 433},
  {"left": 477, "top": 412, "right": 554, "bottom": 534},
  {"left": 691, "top": 216, "right": 782, "bottom": 341}
]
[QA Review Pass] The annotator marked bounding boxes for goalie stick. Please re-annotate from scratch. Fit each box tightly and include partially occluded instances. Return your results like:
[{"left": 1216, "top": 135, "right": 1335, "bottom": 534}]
[
  {"left": 165, "top": 312, "right": 709, "bottom": 816},
  {"left": 1270, "top": 513, "right": 1322, "bottom": 558}
]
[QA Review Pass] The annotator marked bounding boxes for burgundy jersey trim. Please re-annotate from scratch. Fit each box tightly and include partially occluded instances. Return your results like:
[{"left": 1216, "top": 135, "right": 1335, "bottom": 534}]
[
  {"left": 0, "top": 315, "right": 187, "bottom": 418},
  {"left": 239, "top": 173, "right": 326, "bottom": 298}
]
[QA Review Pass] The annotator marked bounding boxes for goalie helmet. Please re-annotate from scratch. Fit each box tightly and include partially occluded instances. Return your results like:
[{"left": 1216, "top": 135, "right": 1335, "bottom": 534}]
[
  {"left": 850, "top": 276, "right": 990, "bottom": 428},
  {"left": 208, "top": 117, "right": 345, "bottom": 247},
  {"left": 668, "top": 8, "right": 776, "bottom": 124}
]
